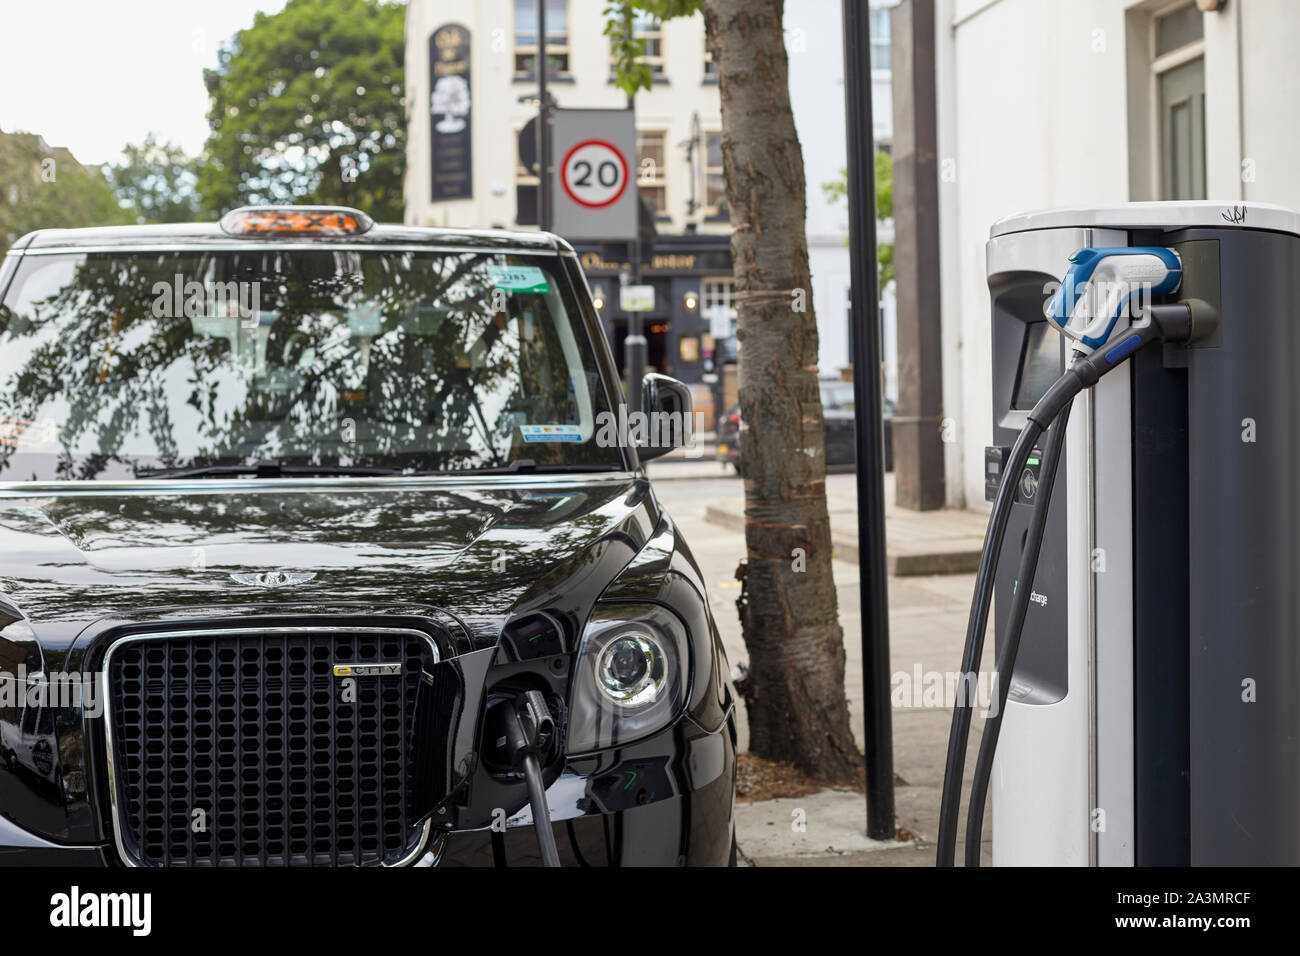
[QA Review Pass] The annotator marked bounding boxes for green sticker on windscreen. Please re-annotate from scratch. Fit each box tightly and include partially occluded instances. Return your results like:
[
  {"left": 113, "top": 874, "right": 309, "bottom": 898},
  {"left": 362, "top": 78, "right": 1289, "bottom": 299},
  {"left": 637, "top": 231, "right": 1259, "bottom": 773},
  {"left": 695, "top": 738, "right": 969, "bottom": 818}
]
[{"left": 488, "top": 264, "right": 551, "bottom": 293}]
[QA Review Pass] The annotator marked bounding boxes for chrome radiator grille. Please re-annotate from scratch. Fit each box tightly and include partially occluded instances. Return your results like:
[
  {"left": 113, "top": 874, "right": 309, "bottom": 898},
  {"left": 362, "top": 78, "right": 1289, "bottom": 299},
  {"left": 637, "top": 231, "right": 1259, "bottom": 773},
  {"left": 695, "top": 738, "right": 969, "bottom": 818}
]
[{"left": 104, "top": 626, "right": 438, "bottom": 867}]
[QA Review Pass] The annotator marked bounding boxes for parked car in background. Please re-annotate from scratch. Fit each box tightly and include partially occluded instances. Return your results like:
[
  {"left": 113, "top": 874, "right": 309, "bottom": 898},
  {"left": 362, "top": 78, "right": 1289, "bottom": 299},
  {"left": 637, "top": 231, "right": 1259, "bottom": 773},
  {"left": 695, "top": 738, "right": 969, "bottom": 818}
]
[
  {"left": 717, "top": 381, "right": 894, "bottom": 474},
  {"left": 717, "top": 405, "right": 741, "bottom": 470}
]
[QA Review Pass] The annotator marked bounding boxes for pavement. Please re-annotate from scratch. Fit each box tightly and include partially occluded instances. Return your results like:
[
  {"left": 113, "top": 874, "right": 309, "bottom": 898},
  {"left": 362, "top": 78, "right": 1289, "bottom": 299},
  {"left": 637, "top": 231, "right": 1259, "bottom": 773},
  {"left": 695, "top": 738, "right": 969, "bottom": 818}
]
[
  {"left": 646, "top": 458, "right": 996, "bottom": 866},
  {"left": 650, "top": 454, "right": 988, "bottom": 575}
]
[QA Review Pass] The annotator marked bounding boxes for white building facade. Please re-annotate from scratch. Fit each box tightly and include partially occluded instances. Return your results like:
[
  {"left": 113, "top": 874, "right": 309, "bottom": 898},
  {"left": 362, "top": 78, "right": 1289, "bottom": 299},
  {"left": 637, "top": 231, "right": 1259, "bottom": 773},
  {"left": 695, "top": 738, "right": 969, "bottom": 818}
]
[
  {"left": 936, "top": 0, "right": 1300, "bottom": 508},
  {"left": 786, "top": 0, "right": 898, "bottom": 391},
  {"left": 406, "top": 0, "right": 730, "bottom": 235}
]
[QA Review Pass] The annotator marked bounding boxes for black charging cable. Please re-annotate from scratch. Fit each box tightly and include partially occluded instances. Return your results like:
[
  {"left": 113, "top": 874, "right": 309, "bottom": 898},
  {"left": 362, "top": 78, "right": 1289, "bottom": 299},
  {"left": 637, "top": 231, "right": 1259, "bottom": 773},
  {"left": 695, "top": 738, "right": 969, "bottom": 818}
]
[
  {"left": 936, "top": 300, "right": 1207, "bottom": 866},
  {"left": 501, "top": 690, "right": 561, "bottom": 867},
  {"left": 963, "top": 394, "right": 1073, "bottom": 865},
  {"left": 935, "top": 417, "right": 1046, "bottom": 865}
]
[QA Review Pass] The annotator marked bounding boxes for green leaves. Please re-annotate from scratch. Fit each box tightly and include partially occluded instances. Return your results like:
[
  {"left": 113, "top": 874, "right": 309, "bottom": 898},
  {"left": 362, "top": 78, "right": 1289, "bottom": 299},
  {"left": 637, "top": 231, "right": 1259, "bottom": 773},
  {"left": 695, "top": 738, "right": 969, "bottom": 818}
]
[
  {"left": 604, "top": 0, "right": 701, "bottom": 96},
  {"left": 823, "top": 154, "right": 894, "bottom": 285},
  {"left": 198, "top": 0, "right": 406, "bottom": 221},
  {"left": 823, "top": 152, "right": 892, "bottom": 222},
  {"left": 0, "top": 131, "right": 132, "bottom": 254},
  {"left": 873, "top": 151, "right": 893, "bottom": 221},
  {"left": 103, "top": 134, "right": 202, "bottom": 225},
  {"left": 604, "top": 3, "right": 652, "bottom": 97}
]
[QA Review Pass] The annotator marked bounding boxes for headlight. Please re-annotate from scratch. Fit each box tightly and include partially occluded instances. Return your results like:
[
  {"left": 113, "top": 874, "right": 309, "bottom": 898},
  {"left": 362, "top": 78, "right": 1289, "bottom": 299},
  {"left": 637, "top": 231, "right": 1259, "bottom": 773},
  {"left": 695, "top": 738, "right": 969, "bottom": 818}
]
[
  {"left": 596, "top": 632, "right": 665, "bottom": 705},
  {"left": 566, "top": 604, "right": 689, "bottom": 754}
]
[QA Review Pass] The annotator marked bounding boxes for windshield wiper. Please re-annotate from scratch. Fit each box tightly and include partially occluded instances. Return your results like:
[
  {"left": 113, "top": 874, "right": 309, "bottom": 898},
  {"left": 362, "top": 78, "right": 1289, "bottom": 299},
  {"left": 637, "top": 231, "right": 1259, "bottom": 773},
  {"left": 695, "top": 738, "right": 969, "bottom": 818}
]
[{"left": 135, "top": 462, "right": 404, "bottom": 479}]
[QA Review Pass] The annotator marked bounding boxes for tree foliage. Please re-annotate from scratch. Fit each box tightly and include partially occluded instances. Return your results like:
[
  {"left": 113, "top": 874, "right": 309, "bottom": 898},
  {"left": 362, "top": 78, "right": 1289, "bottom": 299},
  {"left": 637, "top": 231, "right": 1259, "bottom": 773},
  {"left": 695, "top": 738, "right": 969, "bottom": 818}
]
[
  {"left": 0, "top": 132, "right": 132, "bottom": 254},
  {"left": 604, "top": 0, "right": 701, "bottom": 96},
  {"left": 104, "top": 134, "right": 203, "bottom": 224},
  {"left": 198, "top": 0, "right": 406, "bottom": 221},
  {"left": 824, "top": 154, "right": 894, "bottom": 286}
]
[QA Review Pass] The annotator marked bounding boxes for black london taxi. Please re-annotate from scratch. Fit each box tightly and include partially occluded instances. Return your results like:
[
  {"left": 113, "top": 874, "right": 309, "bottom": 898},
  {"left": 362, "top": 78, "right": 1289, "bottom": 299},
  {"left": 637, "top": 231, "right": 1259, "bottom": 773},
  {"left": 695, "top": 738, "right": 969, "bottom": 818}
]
[{"left": 0, "top": 206, "right": 737, "bottom": 867}]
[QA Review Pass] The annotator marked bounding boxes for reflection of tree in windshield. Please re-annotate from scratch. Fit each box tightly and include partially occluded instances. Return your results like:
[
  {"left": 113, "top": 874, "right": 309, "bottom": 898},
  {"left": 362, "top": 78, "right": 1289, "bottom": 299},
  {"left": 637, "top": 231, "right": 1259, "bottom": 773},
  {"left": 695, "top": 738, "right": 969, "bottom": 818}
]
[{"left": 0, "top": 250, "right": 619, "bottom": 479}]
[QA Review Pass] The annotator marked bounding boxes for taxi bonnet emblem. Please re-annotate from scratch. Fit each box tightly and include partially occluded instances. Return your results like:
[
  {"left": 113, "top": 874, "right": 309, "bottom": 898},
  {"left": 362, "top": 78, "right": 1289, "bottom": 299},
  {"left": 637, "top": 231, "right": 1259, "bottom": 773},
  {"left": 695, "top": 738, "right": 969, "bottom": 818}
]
[
  {"left": 332, "top": 662, "right": 402, "bottom": 678},
  {"left": 229, "top": 570, "right": 317, "bottom": 588}
]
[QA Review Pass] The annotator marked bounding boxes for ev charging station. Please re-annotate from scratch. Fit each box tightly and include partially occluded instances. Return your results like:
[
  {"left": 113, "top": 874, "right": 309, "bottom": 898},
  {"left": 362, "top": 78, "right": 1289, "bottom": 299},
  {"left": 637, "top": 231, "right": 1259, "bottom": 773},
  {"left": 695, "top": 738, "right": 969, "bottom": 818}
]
[{"left": 939, "top": 200, "right": 1300, "bottom": 867}]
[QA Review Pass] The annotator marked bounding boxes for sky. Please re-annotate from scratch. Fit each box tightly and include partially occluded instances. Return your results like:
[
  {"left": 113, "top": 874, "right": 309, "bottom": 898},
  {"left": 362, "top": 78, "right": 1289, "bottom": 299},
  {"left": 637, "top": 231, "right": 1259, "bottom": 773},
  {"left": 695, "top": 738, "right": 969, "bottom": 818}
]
[{"left": 0, "top": 0, "right": 288, "bottom": 166}]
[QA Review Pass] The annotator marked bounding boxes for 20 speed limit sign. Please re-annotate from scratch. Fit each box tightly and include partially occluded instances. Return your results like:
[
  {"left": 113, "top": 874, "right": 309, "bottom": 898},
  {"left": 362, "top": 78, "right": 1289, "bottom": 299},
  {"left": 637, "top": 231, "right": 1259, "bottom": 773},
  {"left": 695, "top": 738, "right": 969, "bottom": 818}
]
[{"left": 560, "top": 139, "right": 630, "bottom": 209}]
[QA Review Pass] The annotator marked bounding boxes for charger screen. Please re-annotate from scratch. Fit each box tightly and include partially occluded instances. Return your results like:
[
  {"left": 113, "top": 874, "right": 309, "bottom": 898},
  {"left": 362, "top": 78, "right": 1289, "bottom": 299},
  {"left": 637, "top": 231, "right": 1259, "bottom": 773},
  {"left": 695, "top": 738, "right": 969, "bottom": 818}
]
[{"left": 1012, "top": 321, "right": 1065, "bottom": 410}]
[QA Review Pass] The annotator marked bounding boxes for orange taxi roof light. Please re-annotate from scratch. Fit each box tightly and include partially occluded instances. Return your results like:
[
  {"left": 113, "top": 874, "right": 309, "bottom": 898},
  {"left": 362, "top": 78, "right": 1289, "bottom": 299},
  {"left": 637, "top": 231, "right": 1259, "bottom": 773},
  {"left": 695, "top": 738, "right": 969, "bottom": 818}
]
[{"left": 219, "top": 206, "right": 374, "bottom": 237}]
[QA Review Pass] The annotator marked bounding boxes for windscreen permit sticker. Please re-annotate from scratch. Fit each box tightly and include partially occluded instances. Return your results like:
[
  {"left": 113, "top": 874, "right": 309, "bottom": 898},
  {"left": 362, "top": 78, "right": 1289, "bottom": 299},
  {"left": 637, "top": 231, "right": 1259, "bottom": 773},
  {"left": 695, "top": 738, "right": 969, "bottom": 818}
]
[
  {"left": 348, "top": 301, "right": 383, "bottom": 336},
  {"left": 520, "top": 424, "right": 583, "bottom": 443},
  {"left": 0, "top": 418, "right": 59, "bottom": 450},
  {"left": 488, "top": 264, "right": 551, "bottom": 294}
]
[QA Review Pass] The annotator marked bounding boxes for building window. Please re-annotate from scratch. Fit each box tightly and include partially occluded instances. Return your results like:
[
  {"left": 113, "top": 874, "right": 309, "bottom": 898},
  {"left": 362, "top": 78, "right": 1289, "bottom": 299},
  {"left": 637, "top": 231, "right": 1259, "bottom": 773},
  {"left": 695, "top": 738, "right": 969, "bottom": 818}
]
[
  {"left": 635, "top": 12, "right": 665, "bottom": 77},
  {"left": 612, "top": 12, "right": 666, "bottom": 81},
  {"left": 703, "top": 46, "right": 717, "bottom": 83},
  {"left": 870, "top": 7, "right": 891, "bottom": 72},
  {"left": 514, "top": 0, "right": 569, "bottom": 79},
  {"left": 637, "top": 130, "right": 668, "bottom": 218},
  {"left": 702, "top": 277, "right": 737, "bottom": 339},
  {"left": 1152, "top": 3, "right": 1205, "bottom": 200},
  {"left": 703, "top": 130, "right": 727, "bottom": 219}
]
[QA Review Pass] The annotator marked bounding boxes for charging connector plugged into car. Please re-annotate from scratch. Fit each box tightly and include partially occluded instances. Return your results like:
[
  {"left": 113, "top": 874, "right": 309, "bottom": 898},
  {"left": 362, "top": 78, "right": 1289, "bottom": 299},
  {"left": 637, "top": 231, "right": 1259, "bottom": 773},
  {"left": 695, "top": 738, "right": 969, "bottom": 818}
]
[{"left": 489, "top": 690, "right": 562, "bottom": 867}]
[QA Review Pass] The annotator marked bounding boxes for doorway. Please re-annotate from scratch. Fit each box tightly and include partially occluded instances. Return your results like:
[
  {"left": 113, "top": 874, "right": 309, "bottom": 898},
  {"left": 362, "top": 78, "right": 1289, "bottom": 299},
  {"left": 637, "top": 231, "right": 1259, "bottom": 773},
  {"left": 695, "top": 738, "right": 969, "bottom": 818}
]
[
  {"left": 1154, "top": 3, "right": 1206, "bottom": 200},
  {"left": 610, "top": 318, "right": 671, "bottom": 379}
]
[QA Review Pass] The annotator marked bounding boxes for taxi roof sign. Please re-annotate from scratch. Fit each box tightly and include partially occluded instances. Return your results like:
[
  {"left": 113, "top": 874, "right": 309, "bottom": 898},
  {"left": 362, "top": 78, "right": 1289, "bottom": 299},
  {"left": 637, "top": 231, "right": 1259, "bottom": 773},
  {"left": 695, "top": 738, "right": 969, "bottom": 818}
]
[{"left": 219, "top": 206, "right": 374, "bottom": 237}]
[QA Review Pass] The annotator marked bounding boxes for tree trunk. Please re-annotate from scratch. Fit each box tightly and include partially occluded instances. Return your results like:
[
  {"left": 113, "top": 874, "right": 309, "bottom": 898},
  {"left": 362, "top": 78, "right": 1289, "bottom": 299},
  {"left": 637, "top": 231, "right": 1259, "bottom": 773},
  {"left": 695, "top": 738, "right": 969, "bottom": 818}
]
[{"left": 703, "top": 0, "right": 862, "bottom": 783}]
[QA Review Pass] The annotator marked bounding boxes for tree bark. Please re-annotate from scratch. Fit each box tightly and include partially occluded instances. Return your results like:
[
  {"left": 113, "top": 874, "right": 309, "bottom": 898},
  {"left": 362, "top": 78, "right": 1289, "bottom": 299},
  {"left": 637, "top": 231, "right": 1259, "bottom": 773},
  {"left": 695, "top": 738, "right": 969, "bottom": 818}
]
[{"left": 703, "top": 0, "right": 862, "bottom": 783}]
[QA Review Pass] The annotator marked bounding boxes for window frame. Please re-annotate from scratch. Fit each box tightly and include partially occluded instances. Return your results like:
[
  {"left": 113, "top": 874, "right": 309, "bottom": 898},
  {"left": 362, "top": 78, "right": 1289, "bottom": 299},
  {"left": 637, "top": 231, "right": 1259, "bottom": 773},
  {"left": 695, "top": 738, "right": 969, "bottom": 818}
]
[
  {"left": 701, "top": 276, "right": 737, "bottom": 337},
  {"left": 636, "top": 129, "right": 670, "bottom": 220},
  {"left": 634, "top": 12, "right": 666, "bottom": 78},
  {"left": 513, "top": 0, "right": 572, "bottom": 82},
  {"left": 869, "top": 6, "right": 891, "bottom": 74},
  {"left": 610, "top": 11, "right": 667, "bottom": 83},
  {"left": 702, "top": 129, "right": 727, "bottom": 221}
]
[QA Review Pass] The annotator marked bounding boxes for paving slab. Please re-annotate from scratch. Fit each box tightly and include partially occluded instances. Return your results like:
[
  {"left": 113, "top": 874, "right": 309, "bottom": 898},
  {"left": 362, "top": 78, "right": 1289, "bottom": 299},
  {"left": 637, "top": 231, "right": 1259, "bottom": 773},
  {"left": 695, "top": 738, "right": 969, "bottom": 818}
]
[{"left": 699, "top": 471, "right": 988, "bottom": 575}]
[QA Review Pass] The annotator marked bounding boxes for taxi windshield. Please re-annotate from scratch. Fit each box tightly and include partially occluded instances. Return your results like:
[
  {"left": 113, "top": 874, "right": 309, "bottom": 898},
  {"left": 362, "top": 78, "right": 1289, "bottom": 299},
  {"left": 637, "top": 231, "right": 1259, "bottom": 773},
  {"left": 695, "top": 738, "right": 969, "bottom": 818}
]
[{"left": 0, "top": 248, "right": 624, "bottom": 480}]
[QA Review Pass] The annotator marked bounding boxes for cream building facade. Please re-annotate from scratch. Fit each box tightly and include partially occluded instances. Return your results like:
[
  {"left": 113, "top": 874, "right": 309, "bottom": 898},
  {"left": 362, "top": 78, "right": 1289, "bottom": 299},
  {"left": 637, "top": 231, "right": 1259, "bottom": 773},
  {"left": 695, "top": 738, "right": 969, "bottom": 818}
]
[
  {"left": 405, "top": 0, "right": 899, "bottom": 400},
  {"left": 936, "top": 0, "right": 1300, "bottom": 508}
]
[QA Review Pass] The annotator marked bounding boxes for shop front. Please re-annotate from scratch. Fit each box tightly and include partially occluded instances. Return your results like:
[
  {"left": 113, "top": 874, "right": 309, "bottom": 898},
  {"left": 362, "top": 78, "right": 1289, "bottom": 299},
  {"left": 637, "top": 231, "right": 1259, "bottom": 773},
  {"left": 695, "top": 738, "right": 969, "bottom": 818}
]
[{"left": 574, "top": 233, "right": 735, "bottom": 430}]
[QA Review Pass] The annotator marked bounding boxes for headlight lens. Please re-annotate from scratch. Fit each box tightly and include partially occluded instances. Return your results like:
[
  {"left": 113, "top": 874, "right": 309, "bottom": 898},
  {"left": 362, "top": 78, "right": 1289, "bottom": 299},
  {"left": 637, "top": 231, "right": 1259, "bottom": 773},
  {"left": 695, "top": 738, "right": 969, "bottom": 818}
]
[
  {"left": 596, "top": 632, "right": 665, "bottom": 705},
  {"left": 566, "top": 604, "right": 689, "bottom": 754}
]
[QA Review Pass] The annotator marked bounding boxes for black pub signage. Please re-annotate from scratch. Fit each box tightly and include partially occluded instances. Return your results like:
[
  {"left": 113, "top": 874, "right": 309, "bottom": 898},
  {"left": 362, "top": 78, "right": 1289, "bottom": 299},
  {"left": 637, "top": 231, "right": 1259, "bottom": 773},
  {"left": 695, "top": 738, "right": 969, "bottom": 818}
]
[{"left": 429, "top": 23, "right": 472, "bottom": 201}]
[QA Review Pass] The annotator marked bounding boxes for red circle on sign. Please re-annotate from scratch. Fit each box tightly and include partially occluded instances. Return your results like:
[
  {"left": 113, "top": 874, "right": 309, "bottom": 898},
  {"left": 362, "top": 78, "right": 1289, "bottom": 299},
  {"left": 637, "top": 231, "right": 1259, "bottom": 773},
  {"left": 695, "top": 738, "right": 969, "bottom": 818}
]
[{"left": 560, "top": 139, "right": 630, "bottom": 209}]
